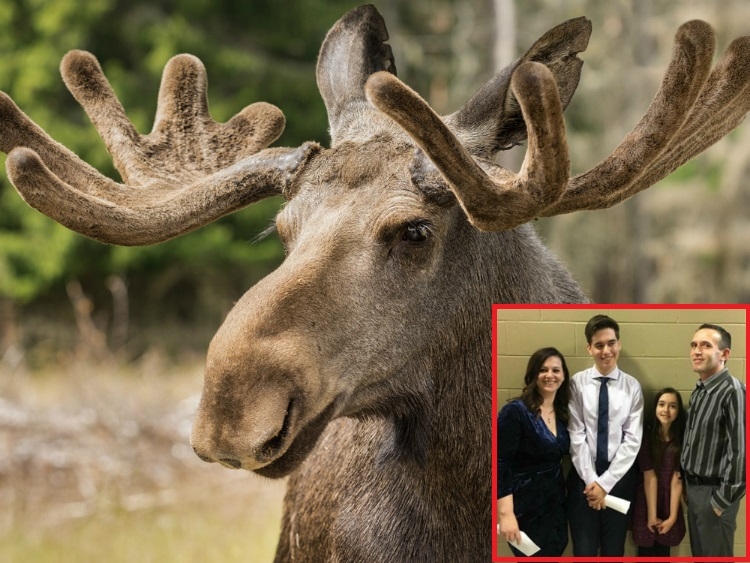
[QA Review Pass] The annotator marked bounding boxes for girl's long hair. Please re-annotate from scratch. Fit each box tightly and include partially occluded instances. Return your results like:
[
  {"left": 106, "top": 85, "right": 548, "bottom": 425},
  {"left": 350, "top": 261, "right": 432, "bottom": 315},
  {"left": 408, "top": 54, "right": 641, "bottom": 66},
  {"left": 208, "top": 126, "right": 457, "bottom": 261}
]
[
  {"left": 517, "top": 347, "right": 571, "bottom": 423},
  {"left": 648, "top": 387, "right": 687, "bottom": 471}
]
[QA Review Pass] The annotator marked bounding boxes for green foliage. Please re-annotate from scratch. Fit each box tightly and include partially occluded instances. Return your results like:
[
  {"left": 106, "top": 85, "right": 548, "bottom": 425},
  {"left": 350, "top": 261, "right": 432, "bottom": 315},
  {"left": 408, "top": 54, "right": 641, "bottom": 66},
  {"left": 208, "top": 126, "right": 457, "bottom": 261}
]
[
  {"left": 0, "top": 167, "right": 76, "bottom": 302},
  {"left": 4, "top": 0, "right": 743, "bottom": 321},
  {"left": 661, "top": 159, "right": 724, "bottom": 192},
  {"left": 0, "top": 0, "right": 356, "bottom": 318}
]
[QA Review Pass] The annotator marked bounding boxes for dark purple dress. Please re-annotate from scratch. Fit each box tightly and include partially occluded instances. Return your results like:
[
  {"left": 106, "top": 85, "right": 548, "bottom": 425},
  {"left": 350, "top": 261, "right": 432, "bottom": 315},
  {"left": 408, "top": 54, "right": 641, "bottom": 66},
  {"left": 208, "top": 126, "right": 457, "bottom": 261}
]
[
  {"left": 497, "top": 399, "right": 570, "bottom": 557},
  {"left": 631, "top": 435, "right": 686, "bottom": 547}
]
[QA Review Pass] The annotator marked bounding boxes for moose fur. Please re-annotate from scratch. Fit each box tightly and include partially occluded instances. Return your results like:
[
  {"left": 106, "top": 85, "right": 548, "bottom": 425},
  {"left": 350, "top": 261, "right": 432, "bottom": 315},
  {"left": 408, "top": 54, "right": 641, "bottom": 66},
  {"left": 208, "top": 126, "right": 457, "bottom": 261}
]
[{"left": 2, "top": 4, "right": 750, "bottom": 561}]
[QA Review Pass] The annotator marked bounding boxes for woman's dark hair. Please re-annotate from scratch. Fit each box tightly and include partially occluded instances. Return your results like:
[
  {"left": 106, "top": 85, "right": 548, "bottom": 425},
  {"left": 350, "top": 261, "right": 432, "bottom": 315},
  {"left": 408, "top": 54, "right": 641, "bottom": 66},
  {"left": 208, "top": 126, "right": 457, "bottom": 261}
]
[
  {"left": 648, "top": 387, "right": 687, "bottom": 471},
  {"left": 517, "top": 347, "right": 571, "bottom": 423}
]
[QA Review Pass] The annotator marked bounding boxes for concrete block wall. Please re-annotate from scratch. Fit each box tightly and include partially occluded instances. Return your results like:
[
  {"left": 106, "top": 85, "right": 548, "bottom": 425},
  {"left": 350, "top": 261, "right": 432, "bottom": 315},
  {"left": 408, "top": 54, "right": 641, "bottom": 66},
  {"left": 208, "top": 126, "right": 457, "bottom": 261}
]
[{"left": 494, "top": 306, "right": 747, "bottom": 558}]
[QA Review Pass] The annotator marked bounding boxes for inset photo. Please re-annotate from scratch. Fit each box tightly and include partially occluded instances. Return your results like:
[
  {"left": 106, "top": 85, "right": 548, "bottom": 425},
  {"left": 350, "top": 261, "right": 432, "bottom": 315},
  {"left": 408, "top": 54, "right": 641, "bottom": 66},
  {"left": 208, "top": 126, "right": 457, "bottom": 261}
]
[{"left": 492, "top": 305, "right": 748, "bottom": 561}]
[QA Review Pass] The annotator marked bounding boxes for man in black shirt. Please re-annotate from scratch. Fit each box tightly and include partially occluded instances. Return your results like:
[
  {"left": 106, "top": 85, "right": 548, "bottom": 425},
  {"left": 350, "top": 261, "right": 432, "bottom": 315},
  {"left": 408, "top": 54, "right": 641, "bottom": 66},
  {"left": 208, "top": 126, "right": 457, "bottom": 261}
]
[{"left": 681, "top": 323, "right": 746, "bottom": 556}]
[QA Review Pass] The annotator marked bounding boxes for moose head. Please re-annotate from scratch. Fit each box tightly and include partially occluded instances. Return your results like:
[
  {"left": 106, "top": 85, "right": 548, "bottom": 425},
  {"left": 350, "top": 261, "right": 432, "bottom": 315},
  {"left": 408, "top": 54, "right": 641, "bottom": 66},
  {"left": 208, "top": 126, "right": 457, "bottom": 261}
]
[{"left": 2, "top": 4, "right": 749, "bottom": 559}]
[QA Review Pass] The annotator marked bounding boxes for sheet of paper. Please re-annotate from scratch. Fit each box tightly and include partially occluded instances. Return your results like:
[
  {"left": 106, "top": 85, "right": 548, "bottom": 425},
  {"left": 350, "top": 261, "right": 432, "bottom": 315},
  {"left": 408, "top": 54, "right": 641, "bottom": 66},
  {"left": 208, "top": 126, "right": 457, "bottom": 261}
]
[
  {"left": 508, "top": 531, "right": 541, "bottom": 556},
  {"left": 605, "top": 494, "right": 631, "bottom": 514}
]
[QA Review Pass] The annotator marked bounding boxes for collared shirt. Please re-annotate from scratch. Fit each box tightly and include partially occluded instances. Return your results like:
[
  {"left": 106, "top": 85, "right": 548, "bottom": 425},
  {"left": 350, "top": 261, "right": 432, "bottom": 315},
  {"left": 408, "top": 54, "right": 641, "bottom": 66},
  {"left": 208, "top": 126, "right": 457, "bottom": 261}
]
[
  {"left": 568, "top": 366, "right": 644, "bottom": 493},
  {"left": 681, "top": 368, "right": 746, "bottom": 511}
]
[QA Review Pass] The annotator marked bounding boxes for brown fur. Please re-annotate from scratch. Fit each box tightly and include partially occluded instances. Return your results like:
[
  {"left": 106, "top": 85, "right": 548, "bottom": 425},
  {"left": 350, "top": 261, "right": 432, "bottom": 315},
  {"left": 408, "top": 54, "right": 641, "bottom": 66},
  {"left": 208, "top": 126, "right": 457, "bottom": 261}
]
[{"left": 1, "top": 4, "right": 749, "bottom": 561}]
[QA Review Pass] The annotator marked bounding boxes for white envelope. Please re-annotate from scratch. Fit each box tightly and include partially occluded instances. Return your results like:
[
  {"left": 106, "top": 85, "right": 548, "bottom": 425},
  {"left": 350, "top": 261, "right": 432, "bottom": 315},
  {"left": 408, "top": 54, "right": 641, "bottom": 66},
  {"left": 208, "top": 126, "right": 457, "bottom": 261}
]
[
  {"left": 605, "top": 494, "right": 631, "bottom": 514},
  {"left": 508, "top": 531, "right": 541, "bottom": 556}
]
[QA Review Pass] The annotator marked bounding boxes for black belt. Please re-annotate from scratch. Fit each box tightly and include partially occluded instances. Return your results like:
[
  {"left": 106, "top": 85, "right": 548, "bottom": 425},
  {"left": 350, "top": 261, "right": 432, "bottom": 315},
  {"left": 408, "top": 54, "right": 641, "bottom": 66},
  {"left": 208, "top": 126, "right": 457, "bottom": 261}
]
[{"left": 683, "top": 473, "right": 722, "bottom": 487}]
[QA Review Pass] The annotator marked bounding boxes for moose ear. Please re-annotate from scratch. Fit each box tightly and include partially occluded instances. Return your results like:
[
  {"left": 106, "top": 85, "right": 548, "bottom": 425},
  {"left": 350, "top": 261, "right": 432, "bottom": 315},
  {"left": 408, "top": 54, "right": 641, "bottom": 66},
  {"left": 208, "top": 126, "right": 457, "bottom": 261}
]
[
  {"left": 316, "top": 4, "right": 396, "bottom": 144},
  {"left": 447, "top": 17, "right": 592, "bottom": 158}
]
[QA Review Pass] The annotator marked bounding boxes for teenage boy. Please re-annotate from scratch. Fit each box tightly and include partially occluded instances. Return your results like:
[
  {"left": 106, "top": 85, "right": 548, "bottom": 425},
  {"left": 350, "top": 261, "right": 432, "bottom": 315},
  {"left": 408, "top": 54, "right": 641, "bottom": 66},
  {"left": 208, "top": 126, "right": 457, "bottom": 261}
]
[{"left": 566, "top": 314, "right": 644, "bottom": 556}]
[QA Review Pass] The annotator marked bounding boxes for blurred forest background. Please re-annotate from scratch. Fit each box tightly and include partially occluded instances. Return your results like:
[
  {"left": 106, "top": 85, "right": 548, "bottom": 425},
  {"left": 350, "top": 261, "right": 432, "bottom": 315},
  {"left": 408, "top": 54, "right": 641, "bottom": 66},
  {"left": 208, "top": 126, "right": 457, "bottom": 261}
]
[
  {"left": 0, "top": 0, "right": 749, "bottom": 561},
  {"left": 2, "top": 0, "right": 750, "bottom": 366}
]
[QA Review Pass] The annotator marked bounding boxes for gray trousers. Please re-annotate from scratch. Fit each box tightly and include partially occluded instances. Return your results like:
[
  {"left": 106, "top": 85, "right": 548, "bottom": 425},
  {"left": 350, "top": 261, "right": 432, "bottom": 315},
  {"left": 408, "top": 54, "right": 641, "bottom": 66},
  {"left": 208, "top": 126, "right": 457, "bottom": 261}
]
[{"left": 685, "top": 483, "right": 740, "bottom": 556}]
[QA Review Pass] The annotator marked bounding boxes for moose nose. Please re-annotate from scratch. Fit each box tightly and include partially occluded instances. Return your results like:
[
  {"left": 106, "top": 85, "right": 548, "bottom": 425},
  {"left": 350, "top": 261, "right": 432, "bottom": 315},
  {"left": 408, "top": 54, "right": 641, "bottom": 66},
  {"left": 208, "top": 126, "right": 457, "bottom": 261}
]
[
  {"left": 191, "top": 445, "right": 244, "bottom": 469},
  {"left": 192, "top": 446, "right": 214, "bottom": 464},
  {"left": 190, "top": 390, "right": 297, "bottom": 470},
  {"left": 219, "top": 458, "right": 242, "bottom": 469}
]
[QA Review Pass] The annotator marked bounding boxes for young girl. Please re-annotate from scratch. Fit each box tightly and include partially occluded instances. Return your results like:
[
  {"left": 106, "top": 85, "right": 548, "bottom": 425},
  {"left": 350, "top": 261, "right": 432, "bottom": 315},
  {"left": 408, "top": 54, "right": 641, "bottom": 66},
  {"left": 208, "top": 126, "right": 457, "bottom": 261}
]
[{"left": 631, "top": 387, "right": 687, "bottom": 556}]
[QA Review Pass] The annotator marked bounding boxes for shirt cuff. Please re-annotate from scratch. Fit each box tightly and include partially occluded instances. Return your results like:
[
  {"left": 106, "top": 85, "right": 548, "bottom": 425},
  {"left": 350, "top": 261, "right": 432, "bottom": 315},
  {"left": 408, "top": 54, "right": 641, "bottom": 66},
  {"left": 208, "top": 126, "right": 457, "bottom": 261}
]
[
  {"left": 597, "top": 471, "right": 617, "bottom": 493},
  {"left": 711, "top": 488, "right": 734, "bottom": 513}
]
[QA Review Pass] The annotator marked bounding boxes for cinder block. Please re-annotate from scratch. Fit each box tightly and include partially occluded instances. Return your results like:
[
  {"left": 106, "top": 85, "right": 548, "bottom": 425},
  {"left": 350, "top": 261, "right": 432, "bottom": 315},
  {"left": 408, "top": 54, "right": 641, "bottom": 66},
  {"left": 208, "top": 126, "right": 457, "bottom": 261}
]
[
  {"left": 505, "top": 322, "right": 578, "bottom": 357},
  {"left": 615, "top": 308, "right": 684, "bottom": 323},
  {"left": 495, "top": 321, "right": 508, "bottom": 356},
  {"left": 567, "top": 358, "right": 594, "bottom": 375},
  {"left": 619, "top": 357, "right": 692, "bottom": 391},
  {"left": 541, "top": 308, "right": 604, "bottom": 322},
  {"left": 617, "top": 324, "right": 647, "bottom": 356},
  {"left": 496, "top": 356, "right": 529, "bottom": 390},
  {"left": 495, "top": 388, "right": 513, "bottom": 414},
  {"left": 676, "top": 308, "right": 746, "bottom": 325},
  {"left": 495, "top": 307, "right": 543, "bottom": 321},
  {"left": 638, "top": 323, "right": 697, "bottom": 357}
]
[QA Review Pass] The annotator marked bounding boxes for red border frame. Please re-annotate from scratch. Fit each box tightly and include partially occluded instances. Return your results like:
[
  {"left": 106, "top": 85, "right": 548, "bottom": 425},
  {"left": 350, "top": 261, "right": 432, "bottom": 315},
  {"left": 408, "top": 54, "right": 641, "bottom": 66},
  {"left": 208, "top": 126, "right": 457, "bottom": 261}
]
[{"left": 491, "top": 303, "right": 750, "bottom": 563}]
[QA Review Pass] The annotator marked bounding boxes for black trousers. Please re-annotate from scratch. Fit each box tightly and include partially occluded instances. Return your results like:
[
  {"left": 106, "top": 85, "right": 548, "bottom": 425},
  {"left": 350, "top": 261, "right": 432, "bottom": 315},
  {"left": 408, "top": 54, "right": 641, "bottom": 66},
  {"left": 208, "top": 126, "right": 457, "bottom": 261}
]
[
  {"left": 637, "top": 542, "right": 670, "bottom": 557},
  {"left": 566, "top": 464, "right": 637, "bottom": 557}
]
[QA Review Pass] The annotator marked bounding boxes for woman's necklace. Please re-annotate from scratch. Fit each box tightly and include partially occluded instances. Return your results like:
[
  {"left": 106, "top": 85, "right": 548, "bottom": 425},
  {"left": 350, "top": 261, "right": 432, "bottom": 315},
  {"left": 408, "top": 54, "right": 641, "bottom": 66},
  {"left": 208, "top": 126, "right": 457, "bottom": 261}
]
[{"left": 540, "top": 406, "right": 555, "bottom": 424}]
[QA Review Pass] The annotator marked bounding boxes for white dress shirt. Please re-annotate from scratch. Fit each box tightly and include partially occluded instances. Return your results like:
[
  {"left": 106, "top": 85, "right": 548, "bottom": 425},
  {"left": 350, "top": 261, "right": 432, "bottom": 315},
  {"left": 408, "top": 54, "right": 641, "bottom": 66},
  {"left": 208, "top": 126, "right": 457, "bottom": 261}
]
[{"left": 568, "top": 366, "right": 644, "bottom": 493}]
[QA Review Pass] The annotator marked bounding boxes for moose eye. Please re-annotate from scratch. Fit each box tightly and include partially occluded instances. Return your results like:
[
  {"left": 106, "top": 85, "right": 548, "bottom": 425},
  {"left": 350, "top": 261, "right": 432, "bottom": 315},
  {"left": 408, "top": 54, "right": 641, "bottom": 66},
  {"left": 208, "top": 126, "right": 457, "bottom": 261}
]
[{"left": 402, "top": 222, "right": 431, "bottom": 244}]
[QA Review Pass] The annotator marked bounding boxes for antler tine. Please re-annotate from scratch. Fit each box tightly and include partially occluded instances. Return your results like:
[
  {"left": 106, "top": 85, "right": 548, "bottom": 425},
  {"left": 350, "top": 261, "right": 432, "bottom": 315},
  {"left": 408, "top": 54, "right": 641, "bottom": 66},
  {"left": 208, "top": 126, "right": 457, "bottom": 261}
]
[
  {"left": 542, "top": 20, "right": 738, "bottom": 216},
  {"left": 0, "top": 91, "right": 109, "bottom": 191},
  {"left": 365, "top": 63, "right": 569, "bottom": 231},
  {"left": 1, "top": 51, "right": 319, "bottom": 245},
  {"left": 597, "top": 35, "right": 750, "bottom": 202},
  {"left": 61, "top": 50, "right": 287, "bottom": 187},
  {"left": 6, "top": 144, "right": 317, "bottom": 246}
]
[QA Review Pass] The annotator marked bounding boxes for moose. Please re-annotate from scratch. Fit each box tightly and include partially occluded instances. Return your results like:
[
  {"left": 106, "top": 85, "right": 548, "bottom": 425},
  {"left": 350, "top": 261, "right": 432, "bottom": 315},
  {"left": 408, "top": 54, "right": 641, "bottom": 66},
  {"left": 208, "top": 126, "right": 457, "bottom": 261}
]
[{"left": 2, "top": 4, "right": 750, "bottom": 561}]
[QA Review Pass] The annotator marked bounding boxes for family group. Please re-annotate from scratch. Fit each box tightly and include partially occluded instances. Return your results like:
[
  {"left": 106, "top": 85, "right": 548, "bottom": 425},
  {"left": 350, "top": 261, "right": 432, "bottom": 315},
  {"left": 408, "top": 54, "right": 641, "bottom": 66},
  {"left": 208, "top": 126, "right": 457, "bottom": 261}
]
[{"left": 496, "top": 315, "right": 746, "bottom": 558}]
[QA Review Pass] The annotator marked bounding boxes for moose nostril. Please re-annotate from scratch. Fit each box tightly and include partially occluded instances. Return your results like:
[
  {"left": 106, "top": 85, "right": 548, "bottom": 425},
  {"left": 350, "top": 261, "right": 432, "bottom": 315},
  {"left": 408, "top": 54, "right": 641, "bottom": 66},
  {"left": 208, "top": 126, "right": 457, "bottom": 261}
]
[
  {"left": 220, "top": 458, "right": 242, "bottom": 469},
  {"left": 258, "top": 399, "right": 294, "bottom": 461},
  {"left": 192, "top": 446, "right": 241, "bottom": 469},
  {"left": 192, "top": 446, "right": 215, "bottom": 464}
]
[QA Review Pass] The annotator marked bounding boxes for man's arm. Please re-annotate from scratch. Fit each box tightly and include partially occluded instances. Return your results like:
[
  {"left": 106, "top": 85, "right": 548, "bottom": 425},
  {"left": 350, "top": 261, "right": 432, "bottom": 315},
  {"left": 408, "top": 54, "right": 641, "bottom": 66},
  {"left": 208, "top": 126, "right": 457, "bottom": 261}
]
[
  {"left": 713, "top": 383, "right": 746, "bottom": 513},
  {"left": 568, "top": 375, "right": 596, "bottom": 486}
]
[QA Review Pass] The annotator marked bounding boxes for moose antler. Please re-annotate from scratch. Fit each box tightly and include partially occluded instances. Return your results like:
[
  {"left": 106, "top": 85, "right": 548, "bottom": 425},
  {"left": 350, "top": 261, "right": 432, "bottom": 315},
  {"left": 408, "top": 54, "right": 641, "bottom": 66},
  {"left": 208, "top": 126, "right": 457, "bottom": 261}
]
[
  {"left": 366, "top": 20, "right": 750, "bottom": 231},
  {"left": 0, "top": 51, "right": 319, "bottom": 245}
]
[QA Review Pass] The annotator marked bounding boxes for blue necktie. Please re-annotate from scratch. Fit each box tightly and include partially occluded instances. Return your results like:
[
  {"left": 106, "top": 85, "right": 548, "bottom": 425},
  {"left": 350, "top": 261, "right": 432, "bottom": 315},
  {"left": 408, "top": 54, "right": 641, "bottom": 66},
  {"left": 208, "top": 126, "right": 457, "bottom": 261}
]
[{"left": 596, "top": 376, "right": 610, "bottom": 475}]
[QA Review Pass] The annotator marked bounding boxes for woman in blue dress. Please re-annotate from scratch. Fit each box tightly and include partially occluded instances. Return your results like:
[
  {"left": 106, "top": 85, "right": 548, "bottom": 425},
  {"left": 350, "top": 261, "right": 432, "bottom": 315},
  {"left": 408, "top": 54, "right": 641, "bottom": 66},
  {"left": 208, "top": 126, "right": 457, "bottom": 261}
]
[{"left": 497, "top": 347, "right": 571, "bottom": 557}]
